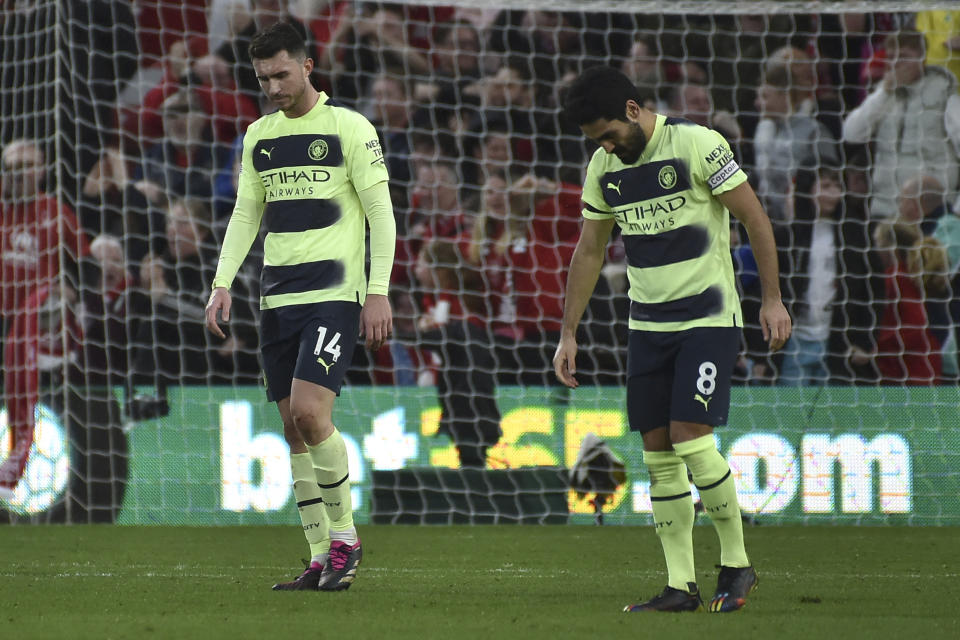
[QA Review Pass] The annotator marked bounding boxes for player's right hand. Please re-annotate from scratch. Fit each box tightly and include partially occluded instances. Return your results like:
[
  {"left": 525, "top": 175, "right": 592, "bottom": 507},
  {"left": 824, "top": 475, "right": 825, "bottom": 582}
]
[
  {"left": 205, "top": 287, "right": 232, "bottom": 339},
  {"left": 553, "top": 333, "right": 579, "bottom": 389}
]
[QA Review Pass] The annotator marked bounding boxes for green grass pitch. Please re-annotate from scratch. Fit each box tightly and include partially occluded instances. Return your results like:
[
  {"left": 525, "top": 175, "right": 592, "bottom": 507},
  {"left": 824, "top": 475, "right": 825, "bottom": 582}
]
[{"left": 1, "top": 525, "right": 958, "bottom": 639}]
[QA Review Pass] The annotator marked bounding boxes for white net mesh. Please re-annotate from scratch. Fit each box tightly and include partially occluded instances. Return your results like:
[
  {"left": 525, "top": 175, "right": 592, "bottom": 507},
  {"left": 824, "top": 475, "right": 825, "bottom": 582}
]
[{"left": 1, "top": 1, "right": 958, "bottom": 525}]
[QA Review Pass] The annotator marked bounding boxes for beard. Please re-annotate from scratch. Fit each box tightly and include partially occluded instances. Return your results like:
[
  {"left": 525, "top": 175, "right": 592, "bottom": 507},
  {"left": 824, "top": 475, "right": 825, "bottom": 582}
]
[{"left": 612, "top": 122, "right": 647, "bottom": 164}]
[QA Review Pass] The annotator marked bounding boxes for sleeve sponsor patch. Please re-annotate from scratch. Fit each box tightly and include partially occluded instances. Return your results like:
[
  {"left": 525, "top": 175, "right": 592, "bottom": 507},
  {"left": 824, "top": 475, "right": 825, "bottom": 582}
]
[
  {"left": 707, "top": 159, "right": 740, "bottom": 190},
  {"left": 365, "top": 138, "right": 384, "bottom": 165}
]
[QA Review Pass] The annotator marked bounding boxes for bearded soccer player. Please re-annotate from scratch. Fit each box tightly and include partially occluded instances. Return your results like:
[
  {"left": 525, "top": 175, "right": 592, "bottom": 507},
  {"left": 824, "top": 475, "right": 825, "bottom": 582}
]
[
  {"left": 554, "top": 67, "right": 791, "bottom": 613},
  {"left": 205, "top": 22, "right": 395, "bottom": 591}
]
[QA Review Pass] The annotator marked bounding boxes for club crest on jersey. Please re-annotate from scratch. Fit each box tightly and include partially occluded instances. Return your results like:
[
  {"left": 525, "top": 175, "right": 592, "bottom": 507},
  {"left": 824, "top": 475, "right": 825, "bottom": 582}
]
[
  {"left": 658, "top": 165, "right": 677, "bottom": 190},
  {"left": 308, "top": 139, "right": 329, "bottom": 161}
]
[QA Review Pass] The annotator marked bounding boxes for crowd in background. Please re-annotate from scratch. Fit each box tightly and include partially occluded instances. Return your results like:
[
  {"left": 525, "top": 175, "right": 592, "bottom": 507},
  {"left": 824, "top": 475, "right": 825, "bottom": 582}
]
[{"left": 3, "top": 0, "right": 960, "bottom": 418}]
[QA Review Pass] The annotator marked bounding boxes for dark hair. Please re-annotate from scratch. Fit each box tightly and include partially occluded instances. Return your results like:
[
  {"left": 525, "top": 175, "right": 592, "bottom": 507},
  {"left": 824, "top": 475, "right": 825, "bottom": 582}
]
[
  {"left": 562, "top": 66, "right": 642, "bottom": 126},
  {"left": 248, "top": 22, "right": 306, "bottom": 61}
]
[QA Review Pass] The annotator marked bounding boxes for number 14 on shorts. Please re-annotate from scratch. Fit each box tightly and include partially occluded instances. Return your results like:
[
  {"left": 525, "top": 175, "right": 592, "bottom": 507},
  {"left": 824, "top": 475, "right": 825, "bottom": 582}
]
[{"left": 314, "top": 326, "right": 342, "bottom": 374}]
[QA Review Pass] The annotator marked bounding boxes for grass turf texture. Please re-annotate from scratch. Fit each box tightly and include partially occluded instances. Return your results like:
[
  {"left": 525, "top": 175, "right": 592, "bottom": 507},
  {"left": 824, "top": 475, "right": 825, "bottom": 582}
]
[{"left": 1, "top": 525, "right": 958, "bottom": 639}]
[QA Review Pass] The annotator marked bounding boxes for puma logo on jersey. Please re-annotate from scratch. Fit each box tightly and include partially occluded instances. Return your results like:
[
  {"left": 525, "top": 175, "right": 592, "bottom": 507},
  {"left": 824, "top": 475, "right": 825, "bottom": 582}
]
[
  {"left": 694, "top": 393, "right": 712, "bottom": 411},
  {"left": 606, "top": 180, "right": 622, "bottom": 196},
  {"left": 260, "top": 147, "right": 274, "bottom": 160},
  {"left": 317, "top": 357, "right": 333, "bottom": 374}
]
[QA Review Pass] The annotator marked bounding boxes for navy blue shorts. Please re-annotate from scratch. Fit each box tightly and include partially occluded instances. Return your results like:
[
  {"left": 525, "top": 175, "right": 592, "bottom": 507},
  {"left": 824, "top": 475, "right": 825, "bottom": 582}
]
[
  {"left": 626, "top": 326, "right": 740, "bottom": 433},
  {"left": 260, "top": 301, "right": 362, "bottom": 402}
]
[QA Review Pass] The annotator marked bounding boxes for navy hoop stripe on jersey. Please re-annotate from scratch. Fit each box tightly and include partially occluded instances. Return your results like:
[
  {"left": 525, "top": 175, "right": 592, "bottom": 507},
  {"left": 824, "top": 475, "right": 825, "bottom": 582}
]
[
  {"left": 261, "top": 260, "right": 345, "bottom": 297},
  {"left": 600, "top": 158, "right": 691, "bottom": 207},
  {"left": 630, "top": 287, "right": 723, "bottom": 324},
  {"left": 622, "top": 225, "right": 709, "bottom": 269},
  {"left": 252, "top": 134, "right": 344, "bottom": 171},
  {"left": 265, "top": 199, "right": 342, "bottom": 233}
]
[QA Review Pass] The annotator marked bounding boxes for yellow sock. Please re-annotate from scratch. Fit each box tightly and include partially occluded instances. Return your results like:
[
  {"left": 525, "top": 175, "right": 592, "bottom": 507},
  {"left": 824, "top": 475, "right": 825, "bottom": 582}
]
[
  {"left": 290, "top": 453, "right": 330, "bottom": 561},
  {"left": 673, "top": 435, "right": 749, "bottom": 568},
  {"left": 306, "top": 429, "right": 354, "bottom": 532},
  {"left": 644, "top": 449, "right": 697, "bottom": 591}
]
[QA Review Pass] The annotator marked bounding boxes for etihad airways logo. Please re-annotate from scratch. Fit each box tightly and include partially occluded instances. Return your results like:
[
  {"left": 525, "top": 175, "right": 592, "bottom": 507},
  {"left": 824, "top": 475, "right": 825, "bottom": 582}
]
[
  {"left": 614, "top": 195, "right": 686, "bottom": 223},
  {"left": 259, "top": 168, "right": 331, "bottom": 189}
]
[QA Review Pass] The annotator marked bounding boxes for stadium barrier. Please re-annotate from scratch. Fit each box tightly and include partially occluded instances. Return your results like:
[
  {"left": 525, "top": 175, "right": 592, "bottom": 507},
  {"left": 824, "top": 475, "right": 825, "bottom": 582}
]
[{"left": 3, "top": 385, "right": 957, "bottom": 525}]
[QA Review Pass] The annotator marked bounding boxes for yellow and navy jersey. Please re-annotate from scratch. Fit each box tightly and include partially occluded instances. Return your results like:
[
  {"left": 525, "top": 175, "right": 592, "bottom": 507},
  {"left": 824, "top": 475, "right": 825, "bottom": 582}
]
[
  {"left": 236, "top": 91, "right": 388, "bottom": 309},
  {"left": 582, "top": 114, "right": 746, "bottom": 332}
]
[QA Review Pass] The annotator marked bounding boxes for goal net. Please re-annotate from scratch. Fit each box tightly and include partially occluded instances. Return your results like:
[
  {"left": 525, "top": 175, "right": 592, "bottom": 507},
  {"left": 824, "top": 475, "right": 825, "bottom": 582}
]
[{"left": 1, "top": 0, "right": 958, "bottom": 526}]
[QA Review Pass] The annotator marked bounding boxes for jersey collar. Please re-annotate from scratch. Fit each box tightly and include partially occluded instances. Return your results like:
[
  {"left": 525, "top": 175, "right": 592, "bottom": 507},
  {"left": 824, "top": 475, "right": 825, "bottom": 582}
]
[{"left": 636, "top": 113, "right": 666, "bottom": 165}]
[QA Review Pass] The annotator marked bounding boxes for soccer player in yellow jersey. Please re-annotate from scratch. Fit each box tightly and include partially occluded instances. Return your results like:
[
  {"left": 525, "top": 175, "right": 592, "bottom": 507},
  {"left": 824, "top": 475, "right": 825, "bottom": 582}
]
[
  {"left": 205, "top": 23, "right": 396, "bottom": 591},
  {"left": 555, "top": 67, "right": 791, "bottom": 613}
]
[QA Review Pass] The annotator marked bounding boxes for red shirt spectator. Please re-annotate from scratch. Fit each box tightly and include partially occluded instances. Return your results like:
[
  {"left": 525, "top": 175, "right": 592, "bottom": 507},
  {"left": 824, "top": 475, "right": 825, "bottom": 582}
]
[
  {"left": 875, "top": 267, "right": 943, "bottom": 385},
  {"left": 0, "top": 140, "right": 91, "bottom": 319},
  {"left": 1, "top": 284, "right": 82, "bottom": 495},
  {"left": 479, "top": 176, "right": 581, "bottom": 340}
]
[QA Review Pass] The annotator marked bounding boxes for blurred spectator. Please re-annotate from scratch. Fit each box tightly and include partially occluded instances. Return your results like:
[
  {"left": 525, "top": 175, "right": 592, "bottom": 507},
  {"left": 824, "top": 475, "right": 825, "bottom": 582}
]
[
  {"left": 622, "top": 36, "right": 663, "bottom": 88},
  {"left": 415, "top": 238, "right": 501, "bottom": 468},
  {"left": 409, "top": 161, "right": 471, "bottom": 243},
  {"left": 0, "top": 282, "right": 84, "bottom": 497},
  {"left": 141, "top": 90, "right": 228, "bottom": 203},
  {"left": 205, "top": 0, "right": 250, "bottom": 55},
  {"left": 120, "top": 37, "right": 259, "bottom": 156},
  {"left": 753, "top": 64, "right": 839, "bottom": 222},
  {"left": 776, "top": 166, "right": 881, "bottom": 385},
  {"left": 80, "top": 147, "right": 158, "bottom": 262},
  {"left": 914, "top": 10, "right": 960, "bottom": 89},
  {"left": 301, "top": 1, "right": 351, "bottom": 83},
  {"left": 487, "top": 10, "right": 584, "bottom": 92},
  {"left": 84, "top": 234, "right": 133, "bottom": 383},
  {"left": 1, "top": 139, "right": 91, "bottom": 333},
  {"left": 465, "top": 115, "right": 516, "bottom": 186},
  {"left": 330, "top": 3, "right": 431, "bottom": 105},
  {"left": 136, "top": 0, "right": 208, "bottom": 62},
  {"left": 0, "top": 1, "right": 138, "bottom": 204},
  {"left": 898, "top": 175, "right": 950, "bottom": 236},
  {"left": 928, "top": 187, "right": 960, "bottom": 273},
  {"left": 843, "top": 30, "right": 960, "bottom": 219},
  {"left": 869, "top": 222, "right": 948, "bottom": 385},
  {"left": 367, "top": 74, "right": 413, "bottom": 211},
  {"left": 84, "top": 89, "right": 229, "bottom": 262},
  {"left": 128, "top": 198, "right": 258, "bottom": 400},
  {"left": 818, "top": 11, "right": 913, "bottom": 111},
  {"left": 213, "top": 135, "right": 246, "bottom": 221},
  {"left": 765, "top": 45, "right": 843, "bottom": 142},
  {"left": 393, "top": 161, "right": 469, "bottom": 305},
  {"left": 664, "top": 83, "right": 742, "bottom": 146},
  {"left": 469, "top": 172, "right": 586, "bottom": 385},
  {"left": 707, "top": 14, "right": 812, "bottom": 119},
  {"left": 433, "top": 19, "right": 484, "bottom": 83}
]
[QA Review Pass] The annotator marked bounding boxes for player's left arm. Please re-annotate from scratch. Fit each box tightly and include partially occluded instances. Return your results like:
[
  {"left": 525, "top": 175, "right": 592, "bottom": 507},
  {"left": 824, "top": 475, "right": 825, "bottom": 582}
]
[
  {"left": 717, "top": 183, "right": 792, "bottom": 351},
  {"left": 357, "top": 180, "right": 396, "bottom": 351},
  {"left": 343, "top": 111, "right": 395, "bottom": 350}
]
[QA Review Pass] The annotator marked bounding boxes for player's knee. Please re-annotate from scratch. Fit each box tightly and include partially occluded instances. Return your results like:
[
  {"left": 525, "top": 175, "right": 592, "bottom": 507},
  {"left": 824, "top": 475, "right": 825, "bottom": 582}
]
[
  {"left": 281, "top": 420, "right": 301, "bottom": 448},
  {"left": 289, "top": 401, "right": 319, "bottom": 430}
]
